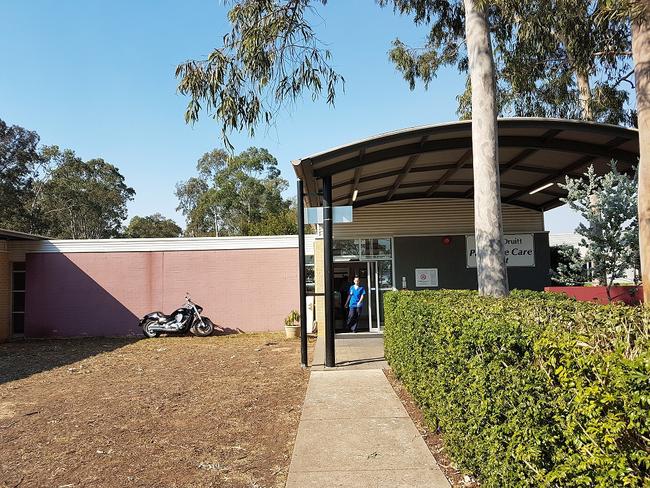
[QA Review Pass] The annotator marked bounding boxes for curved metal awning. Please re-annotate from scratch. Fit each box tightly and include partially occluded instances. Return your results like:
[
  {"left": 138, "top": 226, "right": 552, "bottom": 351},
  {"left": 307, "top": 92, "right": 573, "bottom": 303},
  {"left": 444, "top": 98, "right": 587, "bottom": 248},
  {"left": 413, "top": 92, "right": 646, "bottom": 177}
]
[{"left": 292, "top": 118, "right": 639, "bottom": 212}]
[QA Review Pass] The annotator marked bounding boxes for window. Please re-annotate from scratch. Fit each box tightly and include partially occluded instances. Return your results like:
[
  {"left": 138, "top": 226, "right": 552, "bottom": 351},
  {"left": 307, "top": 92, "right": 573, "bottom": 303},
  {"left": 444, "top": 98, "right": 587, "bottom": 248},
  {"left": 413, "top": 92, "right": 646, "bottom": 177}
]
[
  {"left": 334, "top": 238, "right": 392, "bottom": 261},
  {"left": 11, "top": 262, "right": 25, "bottom": 335},
  {"left": 333, "top": 239, "right": 358, "bottom": 258}
]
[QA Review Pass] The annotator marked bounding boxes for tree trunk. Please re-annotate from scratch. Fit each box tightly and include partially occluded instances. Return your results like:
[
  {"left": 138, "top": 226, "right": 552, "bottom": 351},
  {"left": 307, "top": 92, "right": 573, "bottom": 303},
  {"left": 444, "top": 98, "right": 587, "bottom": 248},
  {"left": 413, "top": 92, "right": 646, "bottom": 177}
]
[
  {"left": 464, "top": 0, "right": 509, "bottom": 297},
  {"left": 558, "top": 23, "right": 593, "bottom": 121},
  {"left": 576, "top": 70, "right": 593, "bottom": 120},
  {"left": 633, "top": 7, "right": 650, "bottom": 306}
]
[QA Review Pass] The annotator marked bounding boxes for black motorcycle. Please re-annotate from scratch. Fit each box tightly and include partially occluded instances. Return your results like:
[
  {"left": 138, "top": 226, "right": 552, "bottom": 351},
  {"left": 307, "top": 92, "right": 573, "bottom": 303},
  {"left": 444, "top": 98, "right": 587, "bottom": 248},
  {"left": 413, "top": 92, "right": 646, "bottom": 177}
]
[{"left": 139, "top": 294, "right": 214, "bottom": 338}]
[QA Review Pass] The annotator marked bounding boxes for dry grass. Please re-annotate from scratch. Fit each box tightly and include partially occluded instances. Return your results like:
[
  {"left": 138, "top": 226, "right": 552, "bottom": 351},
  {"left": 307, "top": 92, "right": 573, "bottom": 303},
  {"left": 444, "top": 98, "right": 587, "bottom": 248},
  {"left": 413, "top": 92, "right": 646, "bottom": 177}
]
[{"left": 0, "top": 333, "right": 312, "bottom": 488}]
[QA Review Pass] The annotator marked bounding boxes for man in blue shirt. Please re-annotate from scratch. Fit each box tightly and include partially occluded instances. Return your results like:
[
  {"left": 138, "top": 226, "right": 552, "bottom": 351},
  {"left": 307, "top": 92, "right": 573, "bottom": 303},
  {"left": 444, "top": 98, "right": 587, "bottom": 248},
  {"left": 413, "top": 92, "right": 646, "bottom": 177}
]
[{"left": 344, "top": 276, "right": 366, "bottom": 333}]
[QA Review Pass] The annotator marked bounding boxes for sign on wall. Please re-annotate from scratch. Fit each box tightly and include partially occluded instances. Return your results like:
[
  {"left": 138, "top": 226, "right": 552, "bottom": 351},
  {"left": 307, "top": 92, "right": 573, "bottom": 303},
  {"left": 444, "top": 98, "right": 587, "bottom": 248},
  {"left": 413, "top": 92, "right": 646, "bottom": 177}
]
[
  {"left": 466, "top": 234, "right": 535, "bottom": 268},
  {"left": 415, "top": 268, "right": 439, "bottom": 287}
]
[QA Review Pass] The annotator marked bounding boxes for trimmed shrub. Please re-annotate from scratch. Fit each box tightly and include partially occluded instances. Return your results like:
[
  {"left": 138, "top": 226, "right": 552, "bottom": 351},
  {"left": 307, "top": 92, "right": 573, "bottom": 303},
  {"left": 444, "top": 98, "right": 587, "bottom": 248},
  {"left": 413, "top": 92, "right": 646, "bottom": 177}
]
[{"left": 384, "top": 289, "right": 649, "bottom": 487}]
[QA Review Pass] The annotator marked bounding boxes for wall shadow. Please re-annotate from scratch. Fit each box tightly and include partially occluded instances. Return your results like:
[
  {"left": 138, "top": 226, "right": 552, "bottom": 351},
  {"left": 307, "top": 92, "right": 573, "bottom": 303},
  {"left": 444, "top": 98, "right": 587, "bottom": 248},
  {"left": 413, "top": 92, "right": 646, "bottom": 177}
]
[
  {"left": 0, "top": 337, "right": 138, "bottom": 385},
  {"left": 26, "top": 253, "right": 143, "bottom": 338}
]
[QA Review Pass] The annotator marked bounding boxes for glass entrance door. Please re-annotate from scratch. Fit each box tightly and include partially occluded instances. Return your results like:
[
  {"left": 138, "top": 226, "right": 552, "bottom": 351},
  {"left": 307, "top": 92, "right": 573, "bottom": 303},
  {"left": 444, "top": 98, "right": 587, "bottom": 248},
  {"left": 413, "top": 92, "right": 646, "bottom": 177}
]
[
  {"left": 366, "top": 260, "right": 392, "bottom": 333},
  {"left": 367, "top": 261, "right": 380, "bottom": 332}
]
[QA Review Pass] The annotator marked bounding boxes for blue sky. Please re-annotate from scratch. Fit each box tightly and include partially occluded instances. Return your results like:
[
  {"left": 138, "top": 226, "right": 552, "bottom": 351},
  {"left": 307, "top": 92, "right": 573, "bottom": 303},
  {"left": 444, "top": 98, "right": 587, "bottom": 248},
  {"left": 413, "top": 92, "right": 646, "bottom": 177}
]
[{"left": 1, "top": 0, "right": 580, "bottom": 232}]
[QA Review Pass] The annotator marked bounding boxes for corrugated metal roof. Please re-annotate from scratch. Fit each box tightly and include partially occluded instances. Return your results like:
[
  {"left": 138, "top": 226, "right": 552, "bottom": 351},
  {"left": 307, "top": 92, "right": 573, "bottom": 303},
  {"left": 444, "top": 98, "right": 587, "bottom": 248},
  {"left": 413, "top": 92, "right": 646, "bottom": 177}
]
[
  {"left": 293, "top": 118, "right": 639, "bottom": 212},
  {"left": 332, "top": 198, "right": 544, "bottom": 238}
]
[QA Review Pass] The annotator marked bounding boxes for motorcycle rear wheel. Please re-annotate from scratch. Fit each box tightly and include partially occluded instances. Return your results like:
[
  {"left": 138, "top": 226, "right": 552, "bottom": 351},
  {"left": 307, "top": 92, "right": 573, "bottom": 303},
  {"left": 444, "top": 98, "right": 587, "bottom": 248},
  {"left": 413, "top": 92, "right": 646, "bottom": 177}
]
[
  {"left": 142, "top": 320, "right": 160, "bottom": 338},
  {"left": 192, "top": 317, "right": 214, "bottom": 337}
]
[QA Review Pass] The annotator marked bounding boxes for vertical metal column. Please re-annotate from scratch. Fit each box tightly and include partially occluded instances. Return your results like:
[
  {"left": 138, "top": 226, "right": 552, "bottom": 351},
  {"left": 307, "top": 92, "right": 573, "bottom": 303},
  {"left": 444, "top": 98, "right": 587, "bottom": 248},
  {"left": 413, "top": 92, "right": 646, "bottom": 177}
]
[
  {"left": 297, "top": 180, "right": 308, "bottom": 368},
  {"left": 322, "top": 175, "right": 335, "bottom": 367}
]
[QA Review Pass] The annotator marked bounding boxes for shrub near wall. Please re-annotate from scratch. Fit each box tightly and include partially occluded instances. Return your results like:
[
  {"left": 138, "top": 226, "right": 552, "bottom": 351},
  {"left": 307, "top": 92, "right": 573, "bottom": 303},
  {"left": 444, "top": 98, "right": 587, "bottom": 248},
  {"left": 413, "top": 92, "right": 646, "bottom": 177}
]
[{"left": 384, "top": 290, "right": 650, "bottom": 487}]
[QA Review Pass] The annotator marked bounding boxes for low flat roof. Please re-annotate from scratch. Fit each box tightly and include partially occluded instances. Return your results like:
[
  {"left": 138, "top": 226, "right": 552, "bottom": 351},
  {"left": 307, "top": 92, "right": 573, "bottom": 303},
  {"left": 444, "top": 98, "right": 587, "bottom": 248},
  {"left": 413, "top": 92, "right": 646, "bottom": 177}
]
[
  {"left": 0, "top": 228, "right": 46, "bottom": 241},
  {"left": 292, "top": 118, "right": 639, "bottom": 212}
]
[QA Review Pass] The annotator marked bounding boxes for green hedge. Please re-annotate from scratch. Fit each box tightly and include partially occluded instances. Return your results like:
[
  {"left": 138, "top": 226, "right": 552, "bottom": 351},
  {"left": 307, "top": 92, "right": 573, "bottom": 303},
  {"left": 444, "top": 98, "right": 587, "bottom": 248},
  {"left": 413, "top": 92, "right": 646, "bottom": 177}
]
[{"left": 384, "top": 290, "right": 649, "bottom": 487}]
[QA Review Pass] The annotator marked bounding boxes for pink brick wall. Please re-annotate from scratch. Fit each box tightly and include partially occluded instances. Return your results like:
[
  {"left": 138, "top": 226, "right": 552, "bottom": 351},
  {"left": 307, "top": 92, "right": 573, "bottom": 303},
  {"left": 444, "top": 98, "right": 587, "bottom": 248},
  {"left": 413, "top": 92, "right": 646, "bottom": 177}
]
[{"left": 25, "top": 249, "right": 299, "bottom": 337}]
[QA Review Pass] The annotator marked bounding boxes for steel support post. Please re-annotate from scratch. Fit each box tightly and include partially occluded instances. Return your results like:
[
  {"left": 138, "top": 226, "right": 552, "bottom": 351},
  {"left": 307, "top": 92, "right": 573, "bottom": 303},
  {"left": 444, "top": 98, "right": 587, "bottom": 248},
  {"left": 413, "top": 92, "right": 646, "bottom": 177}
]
[
  {"left": 297, "top": 180, "right": 308, "bottom": 367},
  {"left": 322, "top": 175, "right": 335, "bottom": 367}
]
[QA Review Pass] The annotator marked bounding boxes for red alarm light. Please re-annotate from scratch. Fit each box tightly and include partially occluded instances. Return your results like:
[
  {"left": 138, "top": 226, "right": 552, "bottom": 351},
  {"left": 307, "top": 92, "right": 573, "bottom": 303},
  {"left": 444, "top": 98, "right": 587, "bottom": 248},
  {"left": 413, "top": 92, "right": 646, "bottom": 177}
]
[{"left": 442, "top": 236, "right": 452, "bottom": 246}]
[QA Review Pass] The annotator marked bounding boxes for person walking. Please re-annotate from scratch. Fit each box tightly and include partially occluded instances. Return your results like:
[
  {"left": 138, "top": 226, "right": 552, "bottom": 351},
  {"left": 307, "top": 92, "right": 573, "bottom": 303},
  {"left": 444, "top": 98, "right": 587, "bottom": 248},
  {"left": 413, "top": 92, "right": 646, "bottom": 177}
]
[{"left": 344, "top": 276, "right": 366, "bottom": 333}]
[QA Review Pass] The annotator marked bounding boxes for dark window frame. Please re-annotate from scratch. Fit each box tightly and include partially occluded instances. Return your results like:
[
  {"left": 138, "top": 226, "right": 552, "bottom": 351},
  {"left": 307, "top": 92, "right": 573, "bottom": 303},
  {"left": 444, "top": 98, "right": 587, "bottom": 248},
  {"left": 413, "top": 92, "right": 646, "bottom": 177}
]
[{"left": 11, "top": 262, "right": 26, "bottom": 335}]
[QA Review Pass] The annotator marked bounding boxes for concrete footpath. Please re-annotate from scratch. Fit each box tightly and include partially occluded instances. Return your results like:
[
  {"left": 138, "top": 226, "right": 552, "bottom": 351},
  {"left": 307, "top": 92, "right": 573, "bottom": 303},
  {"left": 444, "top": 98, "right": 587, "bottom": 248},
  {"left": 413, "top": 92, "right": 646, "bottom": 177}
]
[{"left": 286, "top": 335, "right": 450, "bottom": 487}]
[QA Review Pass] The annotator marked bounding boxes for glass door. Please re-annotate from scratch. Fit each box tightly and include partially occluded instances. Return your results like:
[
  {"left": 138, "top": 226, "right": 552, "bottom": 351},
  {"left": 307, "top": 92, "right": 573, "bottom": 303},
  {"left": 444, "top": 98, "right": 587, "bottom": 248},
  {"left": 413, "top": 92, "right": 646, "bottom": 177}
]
[
  {"left": 366, "top": 260, "right": 393, "bottom": 333},
  {"left": 367, "top": 261, "right": 380, "bottom": 332}
]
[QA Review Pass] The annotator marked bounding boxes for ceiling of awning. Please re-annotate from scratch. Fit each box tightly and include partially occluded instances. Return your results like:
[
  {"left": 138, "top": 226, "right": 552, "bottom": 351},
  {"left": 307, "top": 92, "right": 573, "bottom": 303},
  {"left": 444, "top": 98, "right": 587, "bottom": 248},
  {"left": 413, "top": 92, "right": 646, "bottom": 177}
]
[{"left": 292, "top": 118, "right": 639, "bottom": 212}]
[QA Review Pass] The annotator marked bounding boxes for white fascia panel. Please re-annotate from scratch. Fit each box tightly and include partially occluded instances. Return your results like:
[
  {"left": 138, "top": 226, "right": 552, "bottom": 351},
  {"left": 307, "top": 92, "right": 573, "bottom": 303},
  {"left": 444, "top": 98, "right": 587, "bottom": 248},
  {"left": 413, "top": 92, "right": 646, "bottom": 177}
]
[{"left": 9, "top": 235, "right": 318, "bottom": 257}]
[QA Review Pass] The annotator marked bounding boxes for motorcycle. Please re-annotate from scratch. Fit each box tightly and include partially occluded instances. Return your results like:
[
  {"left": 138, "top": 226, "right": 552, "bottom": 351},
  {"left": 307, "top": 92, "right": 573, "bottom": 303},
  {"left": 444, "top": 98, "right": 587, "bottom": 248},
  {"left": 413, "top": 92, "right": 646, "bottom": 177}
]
[{"left": 139, "top": 294, "right": 215, "bottom": 338}]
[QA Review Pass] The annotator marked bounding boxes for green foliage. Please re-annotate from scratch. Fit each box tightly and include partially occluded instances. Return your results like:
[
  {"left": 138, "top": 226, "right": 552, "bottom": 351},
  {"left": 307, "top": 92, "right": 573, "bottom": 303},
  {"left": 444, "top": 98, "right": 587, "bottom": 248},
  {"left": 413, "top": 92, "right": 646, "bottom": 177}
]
[
  {"left": 560, "top": 162, "right": 639, "bottom": 296},
  {"left": 284, "top": 309, "right": 300, "bottom": 326},
  {"left": 597, "top": 0, "right": 648, "bottom": 22},
  {"left": 36, "top": 147, "right": 135, "bottom": 239},
  {"left": 494, "top": 0, "right": 633, "bottom": 124},
  {"left": 175, "top": 147, "right": 296, "bottom": 236},
  {"left": 381, "top": 0, "right": 468, "bottom": 90},
  {"left": 550, "top": 244, "right": 591, "bottom": 286},
  {"left": 383, "top": 1, "right": 634, "bottom": 124},
  {"left": 0, "top": 118, "right": 44, "bottom": 233},
  {"left": 176, "top": 0, "right": 343, "bottom": 149},
  {"left": 124, "top": 213, "right": 182, "bottom": 238},
  {"left": 0, "top": 118, "right": 136, "bottom": 239},
  {"left": 384, "top": 290, "right": 649, "bottom": 487}
]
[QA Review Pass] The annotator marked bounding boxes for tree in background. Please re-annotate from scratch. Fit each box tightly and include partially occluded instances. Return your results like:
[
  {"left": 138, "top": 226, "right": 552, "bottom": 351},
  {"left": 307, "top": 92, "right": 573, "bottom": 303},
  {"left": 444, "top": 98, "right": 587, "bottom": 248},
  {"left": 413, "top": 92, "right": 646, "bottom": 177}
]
[
  {"left": 0, "top": 118, "right": 44, "bottom": 233},
  {"left": 560, "top": 163, "right": 639, "bottom": 300},
  {"left": 176, "top": 147, "right": 296, "bottom": 236},
  {"left": 124, "top": 213, "right": 182, "bottom": 238},
  {"left": 389, "top": 1, "right": 634, "bottom": 124},
  {"left": 35, "top": 147, "right": 135, "bottom": 239},
  {"left": 550, "top": 244, "right": 591, "bottom": 286},
  {"left": 496, "top": 1, "right": 633, "bottom": 124},
  {"left": 176, "top": 0, "right": 509, "bottom": 296}
]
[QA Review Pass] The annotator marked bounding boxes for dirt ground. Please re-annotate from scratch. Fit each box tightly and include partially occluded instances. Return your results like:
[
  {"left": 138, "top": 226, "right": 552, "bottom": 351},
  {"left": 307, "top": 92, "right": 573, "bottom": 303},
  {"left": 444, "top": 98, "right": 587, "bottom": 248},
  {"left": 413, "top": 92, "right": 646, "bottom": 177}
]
[
  {"left": 384, "top": 369, "right": 479, "bottom": 488},
  {"left": 0, "top": 333, "right": 312, "bottom": 488}
]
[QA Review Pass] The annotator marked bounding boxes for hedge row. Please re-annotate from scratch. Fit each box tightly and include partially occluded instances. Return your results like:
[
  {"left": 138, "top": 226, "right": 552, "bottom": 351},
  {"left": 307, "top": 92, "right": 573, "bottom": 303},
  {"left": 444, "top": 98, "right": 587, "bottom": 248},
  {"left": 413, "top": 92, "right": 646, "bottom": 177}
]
[{"left": 384, "top": 290, "right": 649, "bottom": 487}]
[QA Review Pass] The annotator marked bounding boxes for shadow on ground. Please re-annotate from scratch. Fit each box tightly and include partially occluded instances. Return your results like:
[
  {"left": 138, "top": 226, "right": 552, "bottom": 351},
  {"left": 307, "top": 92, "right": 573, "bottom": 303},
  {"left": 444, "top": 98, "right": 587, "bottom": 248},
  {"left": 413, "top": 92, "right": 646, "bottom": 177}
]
[{"left": 0, "top": 337, "right": 139, "bottom": 385}]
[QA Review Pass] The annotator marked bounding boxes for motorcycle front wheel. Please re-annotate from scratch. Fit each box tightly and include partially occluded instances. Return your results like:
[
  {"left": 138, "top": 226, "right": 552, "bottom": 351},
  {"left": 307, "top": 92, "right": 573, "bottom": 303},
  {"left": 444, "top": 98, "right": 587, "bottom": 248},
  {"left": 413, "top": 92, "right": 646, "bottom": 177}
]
[
  {"left": 142, "top": 320, "right": 160, "bottom": 338},
  {"left": 192, "top": 317, "right": 214, "bottom": 337}
]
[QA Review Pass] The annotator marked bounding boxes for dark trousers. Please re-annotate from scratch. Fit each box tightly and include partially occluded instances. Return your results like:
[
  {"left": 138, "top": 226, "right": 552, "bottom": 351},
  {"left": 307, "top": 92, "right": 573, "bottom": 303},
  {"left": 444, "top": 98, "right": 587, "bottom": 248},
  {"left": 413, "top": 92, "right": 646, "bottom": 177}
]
[{"left": 346, "top": 306, "right": 362, "bottom": 332}]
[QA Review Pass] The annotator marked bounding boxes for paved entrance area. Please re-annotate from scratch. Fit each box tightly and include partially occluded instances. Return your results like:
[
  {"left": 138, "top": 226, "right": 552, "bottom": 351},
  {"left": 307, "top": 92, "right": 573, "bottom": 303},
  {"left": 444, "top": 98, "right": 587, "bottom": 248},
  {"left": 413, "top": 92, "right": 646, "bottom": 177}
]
[
  {"left": 311, "top": 332, "right": 388, "bottom": 370},
  {"left": 286, "top": 335, "right": 449, "bottom": 487}
]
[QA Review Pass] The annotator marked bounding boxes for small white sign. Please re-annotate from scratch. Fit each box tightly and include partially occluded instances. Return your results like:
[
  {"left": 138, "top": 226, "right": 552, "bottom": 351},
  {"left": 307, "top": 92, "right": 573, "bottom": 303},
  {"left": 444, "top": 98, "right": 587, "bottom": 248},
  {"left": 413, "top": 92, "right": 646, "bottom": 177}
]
[
  {"left": 466, "top": 234, "right": 535, "bottom": 268},
  {"left": 304, "top": 206, "right": 353, "bottom": 224},
  {"left": 415, "top": 268, "right": 438, "bottom": 287}
]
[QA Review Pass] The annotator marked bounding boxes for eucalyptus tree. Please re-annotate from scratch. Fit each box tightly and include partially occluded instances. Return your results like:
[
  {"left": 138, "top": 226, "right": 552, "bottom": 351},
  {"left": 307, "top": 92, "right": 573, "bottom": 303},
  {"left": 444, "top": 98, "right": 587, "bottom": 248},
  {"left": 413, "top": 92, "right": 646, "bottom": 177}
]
[
  {"left": 36, "top": 147, "right": 135, "bottom": 239},
  {"left": 498, "top": 1, "right": 632, "bottom": 124},
  {"left": 175, "top": 147, "right": 296, "bottom": 236},
  {"left": 124, "top": 214, "right": 182, "bottom": 238},
  {"left": 176, "top": 0, "right": 510, "bottom": 296},
  {"left": 0, "top": 119, "right": 44, "bottom": 233},
  {"left": 389, "top": 0, "right": 634, "bottom": 124}
]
